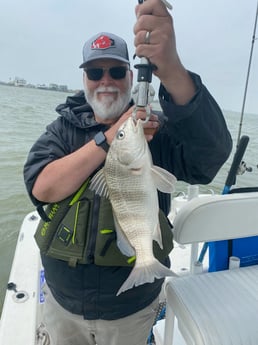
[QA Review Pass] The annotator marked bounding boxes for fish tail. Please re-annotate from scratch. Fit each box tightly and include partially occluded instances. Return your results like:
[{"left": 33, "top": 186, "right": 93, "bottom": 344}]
[{"left": 116, "top": 259, "right": 175, "bottom": 296}]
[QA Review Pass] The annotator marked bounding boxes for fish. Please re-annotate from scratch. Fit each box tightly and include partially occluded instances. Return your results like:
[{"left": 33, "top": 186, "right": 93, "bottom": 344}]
[{"left": 90, "top": 116, "right": 177, "bottom": 295}]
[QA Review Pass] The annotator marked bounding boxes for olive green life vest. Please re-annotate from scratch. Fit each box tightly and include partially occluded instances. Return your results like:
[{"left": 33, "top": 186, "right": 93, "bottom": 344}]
[{"left": 34, "top": 179, "right": 174, "bottom": 267}]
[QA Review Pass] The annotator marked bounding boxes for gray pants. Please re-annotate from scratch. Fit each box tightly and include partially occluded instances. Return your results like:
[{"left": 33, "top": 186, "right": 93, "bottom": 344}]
[{"left": 41, "top": 285, "right": 159, "bottom": 345}]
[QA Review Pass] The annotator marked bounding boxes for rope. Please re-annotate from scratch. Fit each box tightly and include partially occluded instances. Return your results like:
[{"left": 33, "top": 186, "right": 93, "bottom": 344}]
[{"left": 147, "top": 301, "right": 166, "bottom": 344}]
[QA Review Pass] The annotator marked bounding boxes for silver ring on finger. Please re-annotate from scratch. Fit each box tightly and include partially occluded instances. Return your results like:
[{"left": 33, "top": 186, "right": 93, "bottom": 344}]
[{"left": 145, "top": 31, "right": 151, "bottom": 44}]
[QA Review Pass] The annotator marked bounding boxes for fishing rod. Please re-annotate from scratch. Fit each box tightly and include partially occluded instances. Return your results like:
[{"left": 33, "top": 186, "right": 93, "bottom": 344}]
[
  {"left": 236, "top": 0, "right": 258, "bottom": 147},
  {"left": 132, "top": 0, "right": 172, "bottom": 121}
]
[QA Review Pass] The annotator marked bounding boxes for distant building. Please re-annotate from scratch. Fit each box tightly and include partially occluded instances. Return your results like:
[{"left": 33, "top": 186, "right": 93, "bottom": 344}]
[
  {"left": 36, "top": 84, "right": 48, "bottom": 90},
  {"left": 58, "top": 85, "right": 68, "bottom": 92},
  {"left": 14, "top": 77, "right": 27, "bottom": 87},
  {"left": 49, "top": 83, "right": 59, "bottom": 91}
]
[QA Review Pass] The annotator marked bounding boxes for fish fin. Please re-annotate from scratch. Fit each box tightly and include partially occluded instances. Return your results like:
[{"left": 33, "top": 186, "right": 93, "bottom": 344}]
[
  {"left": 151, "top": 166, "right": 177, "bottom": 193},
  {"left": 153, "top": 222, "right": 163, "bottom": 249},
  {"left": 89, "top": 169, "right": 109, "bottom": 198},
  {"left": 116, "top": 259, "right": 175, "bottom": 296},
  {"left": 114, "top": 215, "right": 135, "bottom": 257}
]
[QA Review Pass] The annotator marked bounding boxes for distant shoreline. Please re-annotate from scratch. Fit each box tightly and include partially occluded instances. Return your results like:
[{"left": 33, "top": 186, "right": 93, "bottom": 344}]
[{"left": 0, "top": 80, "right": 77, "bottom": 93}]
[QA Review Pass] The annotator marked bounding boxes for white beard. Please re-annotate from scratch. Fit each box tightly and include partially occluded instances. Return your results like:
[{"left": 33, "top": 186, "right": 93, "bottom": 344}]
[{"left": 84, "top": 85, "right": 131, "bottom": 121}]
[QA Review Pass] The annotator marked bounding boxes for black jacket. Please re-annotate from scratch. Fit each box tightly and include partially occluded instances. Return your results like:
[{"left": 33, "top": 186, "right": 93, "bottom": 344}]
[{"left": 24, "top": 72, "right": 232, "bottom": 320}]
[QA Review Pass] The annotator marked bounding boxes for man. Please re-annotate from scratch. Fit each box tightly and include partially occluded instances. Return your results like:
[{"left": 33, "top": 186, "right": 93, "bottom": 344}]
[{"left": 24, "top": 1, "right": 232, "bottom": 344}]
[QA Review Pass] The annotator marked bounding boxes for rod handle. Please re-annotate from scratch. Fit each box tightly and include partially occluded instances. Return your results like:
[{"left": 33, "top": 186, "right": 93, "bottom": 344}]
[{"left": 224, "top": 135, "right": 249, "bottom": 189}]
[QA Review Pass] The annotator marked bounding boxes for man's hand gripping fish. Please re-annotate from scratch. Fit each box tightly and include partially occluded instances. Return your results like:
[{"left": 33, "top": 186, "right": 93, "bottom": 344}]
[{"left": 90, "top": 116, "right": 177, "bottom": 296}]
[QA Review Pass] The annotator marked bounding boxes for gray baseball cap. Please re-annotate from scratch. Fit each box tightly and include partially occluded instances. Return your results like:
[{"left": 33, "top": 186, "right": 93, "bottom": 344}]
[{"left": 79, "top": 32, "right": 130, "bottom": 68}]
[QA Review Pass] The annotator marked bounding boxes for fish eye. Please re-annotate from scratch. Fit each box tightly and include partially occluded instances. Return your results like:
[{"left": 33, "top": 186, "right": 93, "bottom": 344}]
[{"left": 117, "top": 130, "right": 125, "bottom": 140}]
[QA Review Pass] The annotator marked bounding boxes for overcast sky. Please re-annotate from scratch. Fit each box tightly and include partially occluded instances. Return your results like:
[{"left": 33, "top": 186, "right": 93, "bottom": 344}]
[{"left": 0, "top": 0, "right": 257, "bottom": 114}]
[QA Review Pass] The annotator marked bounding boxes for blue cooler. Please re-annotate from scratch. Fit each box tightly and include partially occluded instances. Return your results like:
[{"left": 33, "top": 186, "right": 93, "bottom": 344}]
[{"left": 209, "top": 187, "right": 258, "bottom": 272}]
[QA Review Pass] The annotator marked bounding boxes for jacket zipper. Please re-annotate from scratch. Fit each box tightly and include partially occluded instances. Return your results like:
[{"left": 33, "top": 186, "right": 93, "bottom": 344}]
[{"left": 86, "top": 194, "right": 100, "bottom": 264}]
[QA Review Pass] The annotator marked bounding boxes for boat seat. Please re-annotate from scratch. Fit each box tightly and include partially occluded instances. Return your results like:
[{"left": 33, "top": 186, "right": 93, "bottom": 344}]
[{"left": 164, "top": 192, "right": 258, "bottom": 345}]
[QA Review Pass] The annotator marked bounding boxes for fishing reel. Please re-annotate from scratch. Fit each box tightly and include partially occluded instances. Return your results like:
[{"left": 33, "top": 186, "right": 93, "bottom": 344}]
[{"left": 237, "top": 160, "right": 253, "bottom": 175}]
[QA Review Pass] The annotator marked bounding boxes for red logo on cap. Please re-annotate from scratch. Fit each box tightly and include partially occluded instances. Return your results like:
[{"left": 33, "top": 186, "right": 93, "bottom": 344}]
[{"left": 91, "top": 35, "right": 114, "bottom": 50}]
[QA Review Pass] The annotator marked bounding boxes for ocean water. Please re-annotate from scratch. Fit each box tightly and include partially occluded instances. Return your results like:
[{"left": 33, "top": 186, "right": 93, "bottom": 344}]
[{"left": 0, "top": 84, "right": 257, "bottom": 314}]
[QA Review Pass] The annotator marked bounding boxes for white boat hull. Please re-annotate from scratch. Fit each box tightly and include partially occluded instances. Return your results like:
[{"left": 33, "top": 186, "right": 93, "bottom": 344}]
[{"left": 0, "top": 212, "right": 43, "bottom": 345}]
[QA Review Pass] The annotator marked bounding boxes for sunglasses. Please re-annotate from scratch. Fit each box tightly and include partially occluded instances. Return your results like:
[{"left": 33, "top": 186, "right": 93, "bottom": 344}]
[{"left": 84, "top": 66, "right": 129, "bottom": 81}]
